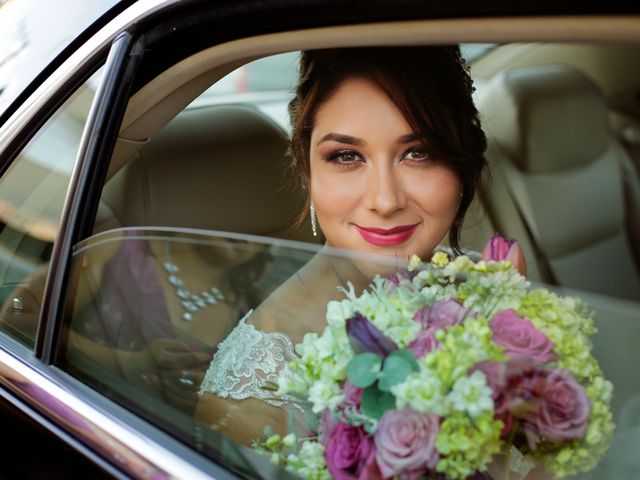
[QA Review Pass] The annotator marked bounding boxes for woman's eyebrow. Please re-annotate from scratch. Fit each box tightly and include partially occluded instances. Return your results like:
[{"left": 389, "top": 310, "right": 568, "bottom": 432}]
[
  {"left": 316, "top": 133, "right": 365, "bottom": 146},
  {"left": 397, "top": 133, "right": 421, "bottom": 144}
]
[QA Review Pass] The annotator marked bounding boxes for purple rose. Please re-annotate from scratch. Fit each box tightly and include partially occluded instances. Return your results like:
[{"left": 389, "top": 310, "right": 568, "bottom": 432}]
[
  {"left": 483, "top": 359, "right": 590, "bottom": 449},
  {"left": 413, "top": 299, "right": 467, "bottom": 330},
  {"left": 347, "top": 313, "right": 397, "bottom": 358},
  {"left": 320, "top": 410, "right": 340, "bottom": 446},
  {"left": 527, "top": 368, "right": 590, "bottom": 445},
  {"left": 481, "top": 234, "right": 527, "bottom": 275},
  {"left": 325, "top": 422, "right": 382, "bottom": 480},
  {"left": 333, "top": 381, "right": 365, "bottom": 424},
  {"left": 374, "top": 410, "right": 439, "bottom": 480},
  {"left": 490, "top": 309, "right": 557, "bottom": 363},
  {"left": 407, "top": 328, "right": 440, "bottom": 359},
  {"left": 472, "top": 357, "right": 541, "bottom": 437},
  {"left": 343, "top": 380, "right": 364, "bottom": 408}
]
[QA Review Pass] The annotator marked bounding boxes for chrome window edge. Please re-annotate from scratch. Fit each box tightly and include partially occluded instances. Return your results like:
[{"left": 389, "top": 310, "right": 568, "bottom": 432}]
[
  {"left": 0, "top": 0, "right": 179, "bottom": 155},
  {"left": 0, "top": 347, "right": 219, "bottom": 480}
]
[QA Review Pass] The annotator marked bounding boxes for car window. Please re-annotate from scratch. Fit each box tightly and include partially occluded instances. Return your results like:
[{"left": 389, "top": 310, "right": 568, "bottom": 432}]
[
  {"left": 59, "top": 43, "right": 640, "bottom": 479},
  {"left": 0, "top": 66, "right": 104, "bottom": 348},
  {"left": 60, "top": 228, "right": 368, "bottom": 479}
]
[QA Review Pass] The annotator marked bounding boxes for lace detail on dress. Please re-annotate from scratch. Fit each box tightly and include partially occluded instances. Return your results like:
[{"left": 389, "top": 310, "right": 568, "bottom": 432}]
[{"left": 198, "top": 312, "right": 297, "bottom": 409}]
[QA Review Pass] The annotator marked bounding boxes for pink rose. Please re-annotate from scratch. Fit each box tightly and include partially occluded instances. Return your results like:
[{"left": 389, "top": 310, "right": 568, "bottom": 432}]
[
  {"left": 325, "top": 423, "right": 381, "bottom": 480},
  {"left": 374, "top": 410, "right": 439, "bottom": 480},
  {"left": 413, "top": 299, "right": 467, "bottom": 329},
  {"left": 525, "top": 368, "right": 591, "bottom": 446},
  {"left": 481, "top": 234, "right": 527, "bottom": 275},
  {"left": 490, "top": 309, "right": 557, "bottom": 363},
  {"left": 407, "top": 328, "right": 440, "bottom": 359}
]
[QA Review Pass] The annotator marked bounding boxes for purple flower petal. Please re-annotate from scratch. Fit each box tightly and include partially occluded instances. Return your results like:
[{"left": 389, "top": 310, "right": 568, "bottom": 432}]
[{"left": 346, "top": 313, "right": 397, "bottom": 358}]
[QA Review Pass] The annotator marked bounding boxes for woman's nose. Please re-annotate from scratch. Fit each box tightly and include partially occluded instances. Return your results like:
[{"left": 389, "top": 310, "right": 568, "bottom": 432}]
[{"left": 364, "top": 163, "right": 407, "bottom": 217}]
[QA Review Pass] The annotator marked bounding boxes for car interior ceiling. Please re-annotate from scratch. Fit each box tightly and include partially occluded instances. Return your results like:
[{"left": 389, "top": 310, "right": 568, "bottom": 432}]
[{"left": 93, "top": 38, "right": 640, "bottom": 303}]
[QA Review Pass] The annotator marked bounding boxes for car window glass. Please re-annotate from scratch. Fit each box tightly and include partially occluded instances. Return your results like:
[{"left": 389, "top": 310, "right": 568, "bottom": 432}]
[
  {"left": 61, "top": 43, "right": 640, "bottom": 478},
  {"left": 0, "top": 66, "right": 104, "bottom": 347},
  {"left": 59, "top": 228, "right": 389, "bottom": 479}
]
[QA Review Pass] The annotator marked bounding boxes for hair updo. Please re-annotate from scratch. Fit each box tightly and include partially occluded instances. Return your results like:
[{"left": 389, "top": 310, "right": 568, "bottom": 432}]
[{"left": 288, "top": 46, "right": 487, "bottom": 254}]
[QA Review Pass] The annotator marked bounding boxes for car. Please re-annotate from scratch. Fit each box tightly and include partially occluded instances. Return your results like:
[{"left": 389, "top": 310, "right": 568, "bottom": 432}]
[{"left": 0, "top": 0, "right": 639, "bottom": 478}]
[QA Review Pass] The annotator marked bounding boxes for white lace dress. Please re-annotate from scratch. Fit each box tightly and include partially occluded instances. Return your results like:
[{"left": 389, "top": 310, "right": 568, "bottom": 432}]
[{"left": 198, "top": 312, "right": 297, "bottom": 409}]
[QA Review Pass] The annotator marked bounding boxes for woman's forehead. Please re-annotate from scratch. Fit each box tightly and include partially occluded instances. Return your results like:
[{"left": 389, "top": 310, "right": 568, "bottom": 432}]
[{"left": 311, "top": 77, "right": 415, "bottom": 143}]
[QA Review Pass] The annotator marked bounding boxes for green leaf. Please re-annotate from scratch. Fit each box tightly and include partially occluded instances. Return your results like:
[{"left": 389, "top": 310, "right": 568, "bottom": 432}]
[
  {"left": 361, "top": 386, "right": 395, "bottom": 420},
  {"left": 389, "top": 348, "right": 420, "bottom": 371},
  {"left": 347, "top": 353, "right": 382, "bottom": 388},
  {"left": 378, "top": 355, "right": 414, "bottom": 392}
]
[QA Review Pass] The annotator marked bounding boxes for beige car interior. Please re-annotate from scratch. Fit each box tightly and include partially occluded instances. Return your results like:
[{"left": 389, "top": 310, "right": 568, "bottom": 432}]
[
  {"left": 98, "top": 104, "right": 315, "bottom": 242},
  {"left": 77, "top": 19, "right": 640, "bottom": 471},
  {"left": 478, "top": 63, "right": 640, "bottom": 301}
]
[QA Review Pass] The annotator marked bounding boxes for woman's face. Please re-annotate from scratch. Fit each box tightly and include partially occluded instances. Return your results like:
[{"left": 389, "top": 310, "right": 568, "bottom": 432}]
[{"left": 309, "top": 76, "right": 461, "bottom": 261}]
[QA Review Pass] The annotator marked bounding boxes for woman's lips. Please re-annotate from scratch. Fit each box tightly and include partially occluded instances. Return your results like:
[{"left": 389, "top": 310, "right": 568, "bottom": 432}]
[{"left": 355, "top": 224, "right": 419, "bottom": 247}]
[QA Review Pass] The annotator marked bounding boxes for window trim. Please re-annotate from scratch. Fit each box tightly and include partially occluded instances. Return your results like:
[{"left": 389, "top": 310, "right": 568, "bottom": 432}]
[{"left": 38, "top": 31, "right": 140, "bottom": 362}]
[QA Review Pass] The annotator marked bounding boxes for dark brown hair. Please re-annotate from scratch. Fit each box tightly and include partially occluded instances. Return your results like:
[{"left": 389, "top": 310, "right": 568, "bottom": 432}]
[{"left": 288, "top": 46, "right": 487, "bottom": 254}]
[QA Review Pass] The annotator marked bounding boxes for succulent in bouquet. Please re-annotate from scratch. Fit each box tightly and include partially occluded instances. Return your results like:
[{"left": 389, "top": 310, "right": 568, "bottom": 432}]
[{"left": 254, "top": 235, "right": 614, "bottom": 480}]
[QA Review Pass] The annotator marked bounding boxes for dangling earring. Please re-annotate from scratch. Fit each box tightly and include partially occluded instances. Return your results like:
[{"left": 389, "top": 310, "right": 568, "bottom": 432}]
[{"left": 310, "top": 203, "right": 318, "bottom": 237}]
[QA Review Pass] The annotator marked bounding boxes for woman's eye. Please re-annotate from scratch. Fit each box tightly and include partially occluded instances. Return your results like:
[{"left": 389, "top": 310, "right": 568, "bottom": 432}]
[
  {"left": 404, "top": 147, "right": 430, "bottom": 162},
  {"left": 326, "top": 150, "right": 362, "bottom": 165}
]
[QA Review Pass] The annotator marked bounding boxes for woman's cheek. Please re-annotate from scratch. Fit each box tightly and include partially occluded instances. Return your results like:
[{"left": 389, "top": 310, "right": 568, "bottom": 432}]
[
  {"left": 404, "top": 166, "right": 461, "bottom": 217},
  {"left": 313, "top": 174, "right": 363, "bottom": 222}
]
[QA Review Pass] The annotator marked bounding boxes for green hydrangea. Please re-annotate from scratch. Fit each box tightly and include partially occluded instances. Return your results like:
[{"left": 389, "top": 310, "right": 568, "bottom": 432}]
[
  {"left": 435, "top": 411, "right": 503, "bottom": 479},
  {"left": 421, "top": 318, "right": 505, "bottom": 387}
]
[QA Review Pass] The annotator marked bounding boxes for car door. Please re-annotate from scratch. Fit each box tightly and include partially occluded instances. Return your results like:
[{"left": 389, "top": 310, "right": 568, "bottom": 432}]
[{"left": 0, "top": 1, "right": 639, "bottom": 479}]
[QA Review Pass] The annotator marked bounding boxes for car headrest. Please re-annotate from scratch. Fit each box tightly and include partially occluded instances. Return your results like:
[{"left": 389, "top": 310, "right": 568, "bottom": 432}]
[
  {"left": 480, "top": 65, "right": 611, "bottom": 173},
  {"left": 101, "top": 104, "right": 305, "bottom": 238}
]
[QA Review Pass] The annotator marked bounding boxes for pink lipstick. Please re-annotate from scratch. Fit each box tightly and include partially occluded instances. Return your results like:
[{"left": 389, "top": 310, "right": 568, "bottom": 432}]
[{"left": 355, "top": 223, "right": 419, "bottom": 247}]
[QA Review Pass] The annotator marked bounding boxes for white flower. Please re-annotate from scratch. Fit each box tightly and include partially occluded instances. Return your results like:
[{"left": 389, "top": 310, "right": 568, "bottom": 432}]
[
  {"left": 308, "top": 378, "right": 343, "bottom": 413},
  {"left": 326, "top": 299, "right": 354, "bottom": 327},
  {"left": 286, "top": 441, "right": 330, "bottom": 480},
  {"left": 296, "top": 333, "right": 320, "bottom": 362},
  {"left": 447, "top": 370, "right": 494, "bottom": 418}
]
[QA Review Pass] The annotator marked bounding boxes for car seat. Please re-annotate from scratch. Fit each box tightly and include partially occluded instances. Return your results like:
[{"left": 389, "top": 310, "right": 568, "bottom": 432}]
[
  {"left": 98, "top": 104, "right": 315, "bottom": 243},
  {"left": 478, "top": 64, "right": 640, "bottom": 300}
]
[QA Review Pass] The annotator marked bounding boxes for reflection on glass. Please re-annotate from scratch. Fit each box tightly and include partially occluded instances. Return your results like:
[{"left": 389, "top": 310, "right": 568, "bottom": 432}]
[
  {"left": 59, "top": 227, "right": 404, "bottom": 478},
  {"left": 0, "top": 66, "right": 104, "bottom": 347},
  {"left": 57, "top": 227, "right": 640, "bottom": 479}
]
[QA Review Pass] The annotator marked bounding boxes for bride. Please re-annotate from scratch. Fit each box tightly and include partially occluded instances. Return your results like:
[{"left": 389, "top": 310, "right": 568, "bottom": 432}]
[{"left": 195, "top": 46, "right": 488, "bottom": 446}]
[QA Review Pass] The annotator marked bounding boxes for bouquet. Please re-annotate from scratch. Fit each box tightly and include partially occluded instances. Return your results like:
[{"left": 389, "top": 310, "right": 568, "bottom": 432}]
[{"left": 255, "top": 236, "right": 614, "bottom": 480}]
